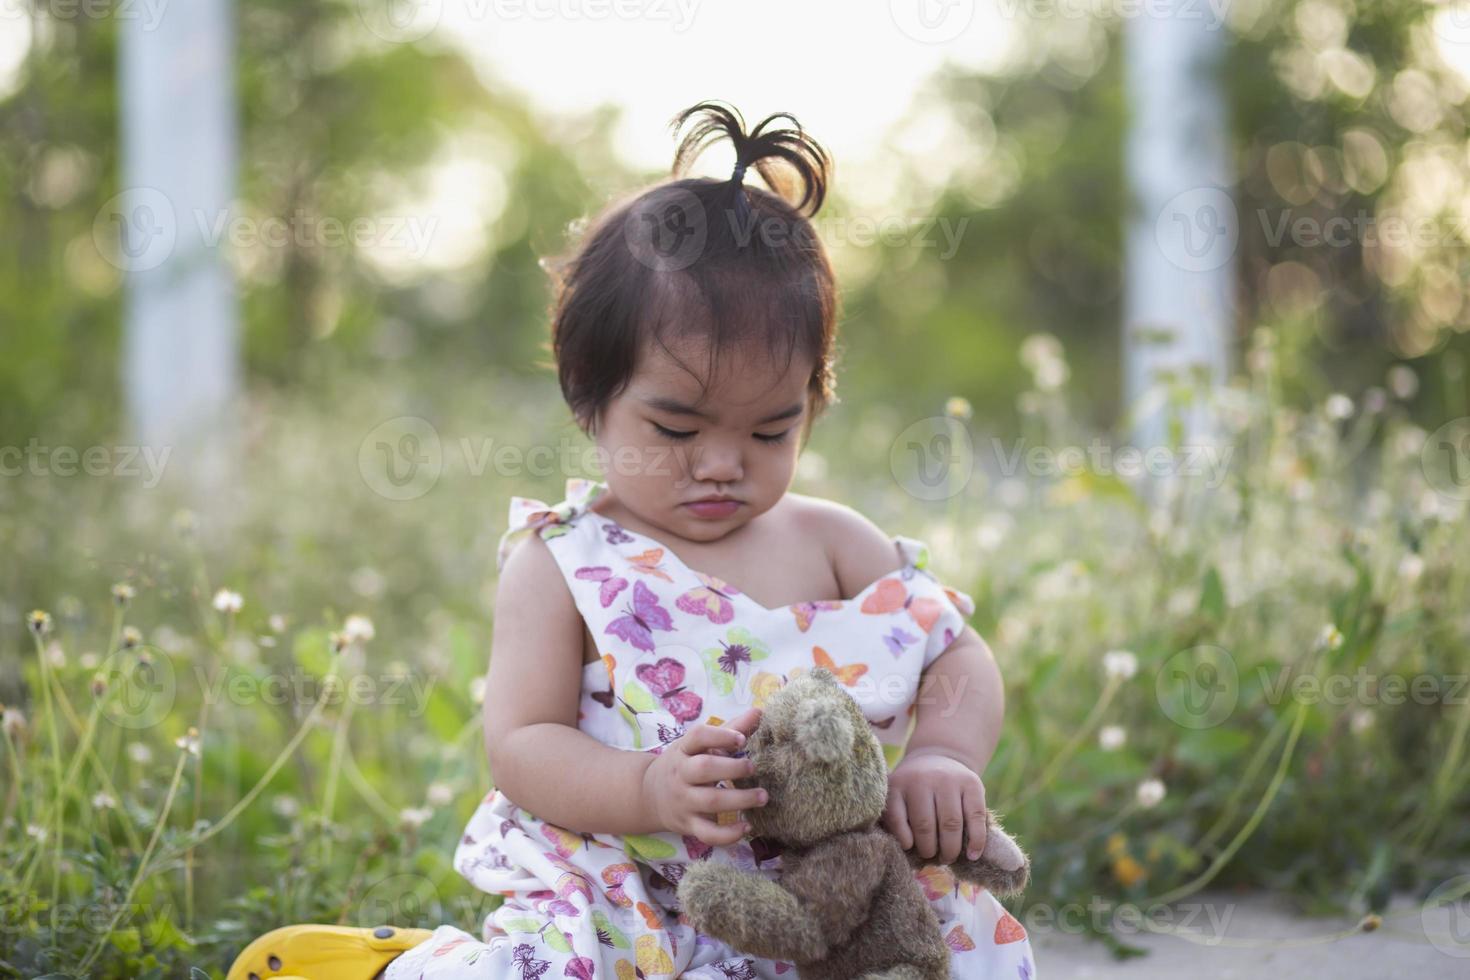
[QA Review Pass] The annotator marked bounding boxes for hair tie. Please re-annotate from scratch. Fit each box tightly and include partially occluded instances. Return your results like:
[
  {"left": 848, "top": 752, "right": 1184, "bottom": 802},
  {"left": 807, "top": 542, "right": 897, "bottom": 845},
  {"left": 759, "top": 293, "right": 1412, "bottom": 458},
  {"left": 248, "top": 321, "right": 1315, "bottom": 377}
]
[{"left": 731, "top": 159, "right": 749, "bottom": 184}]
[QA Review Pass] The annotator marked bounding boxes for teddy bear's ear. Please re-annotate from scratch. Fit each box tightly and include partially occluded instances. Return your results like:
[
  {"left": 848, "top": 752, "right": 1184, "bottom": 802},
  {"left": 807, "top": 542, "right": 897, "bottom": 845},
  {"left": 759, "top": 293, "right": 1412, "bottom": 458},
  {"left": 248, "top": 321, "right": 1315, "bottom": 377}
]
[
  {"left": 808, "top": 666, "right": 837, "bottom": 686},
  {"left": 793, "top": 695, "right": 853, "bottom": 765}
]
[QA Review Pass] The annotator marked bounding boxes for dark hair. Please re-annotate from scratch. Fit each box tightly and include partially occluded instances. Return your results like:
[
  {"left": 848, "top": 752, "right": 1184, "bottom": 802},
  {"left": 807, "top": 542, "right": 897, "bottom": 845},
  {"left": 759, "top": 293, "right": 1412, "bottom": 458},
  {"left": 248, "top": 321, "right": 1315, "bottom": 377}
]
[{"left": 542, "top": 100, "right": 840, "bottom": 442}]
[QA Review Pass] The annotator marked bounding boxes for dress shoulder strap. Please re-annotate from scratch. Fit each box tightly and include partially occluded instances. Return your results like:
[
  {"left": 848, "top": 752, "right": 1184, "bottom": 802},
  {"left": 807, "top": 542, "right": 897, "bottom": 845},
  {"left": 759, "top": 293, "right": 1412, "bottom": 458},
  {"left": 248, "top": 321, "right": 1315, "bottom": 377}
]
[
  {"left": 893, "top": 534, "right": 976, "bottom": 618},
  {"left": 495, "top": 477, "right": 608, "bottom": 573}
]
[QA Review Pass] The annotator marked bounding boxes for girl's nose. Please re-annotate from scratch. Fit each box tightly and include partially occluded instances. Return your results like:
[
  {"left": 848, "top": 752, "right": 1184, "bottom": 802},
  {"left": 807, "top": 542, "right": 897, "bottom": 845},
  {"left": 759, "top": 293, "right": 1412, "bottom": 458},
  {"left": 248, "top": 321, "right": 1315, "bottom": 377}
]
[{"left": 690, "top": 445, "right": 742, "bottom": 484}]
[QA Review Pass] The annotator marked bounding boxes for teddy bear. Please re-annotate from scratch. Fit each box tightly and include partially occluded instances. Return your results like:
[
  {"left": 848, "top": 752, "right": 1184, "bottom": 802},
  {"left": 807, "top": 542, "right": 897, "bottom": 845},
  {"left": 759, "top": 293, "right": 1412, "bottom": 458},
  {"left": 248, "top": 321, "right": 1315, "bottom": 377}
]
[{"left": 674, "top": 666, "right": 1029, "bottom": 980}]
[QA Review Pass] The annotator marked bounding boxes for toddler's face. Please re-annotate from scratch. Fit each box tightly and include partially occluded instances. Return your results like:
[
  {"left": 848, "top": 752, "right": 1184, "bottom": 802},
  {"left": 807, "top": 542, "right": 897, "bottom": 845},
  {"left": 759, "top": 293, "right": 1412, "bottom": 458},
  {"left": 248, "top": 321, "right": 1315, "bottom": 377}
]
[{"left": 593, "top": 332, "right": 812, "bottom": 544}]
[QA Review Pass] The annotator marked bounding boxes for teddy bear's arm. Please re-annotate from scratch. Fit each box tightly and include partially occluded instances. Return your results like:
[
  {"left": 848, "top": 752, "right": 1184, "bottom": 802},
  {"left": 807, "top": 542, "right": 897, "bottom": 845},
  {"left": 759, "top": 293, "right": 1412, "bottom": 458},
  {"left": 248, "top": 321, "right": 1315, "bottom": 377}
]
[
  {"left": 779, "top": 831, "right": 891, "bottom": 946},
  {"left": 676, "top": 861, "right": 828, "bottom": 962},
  {"left": 901, "top": 811, "right": 1030, "bottom": 897}
]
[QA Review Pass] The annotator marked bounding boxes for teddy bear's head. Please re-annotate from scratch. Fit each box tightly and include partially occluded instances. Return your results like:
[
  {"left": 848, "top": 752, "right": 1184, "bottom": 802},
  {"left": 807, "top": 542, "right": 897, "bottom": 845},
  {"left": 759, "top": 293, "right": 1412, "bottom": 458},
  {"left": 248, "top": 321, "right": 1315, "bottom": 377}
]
[{"left": 733, "top": 667, "right": 888, "bottom": 848}]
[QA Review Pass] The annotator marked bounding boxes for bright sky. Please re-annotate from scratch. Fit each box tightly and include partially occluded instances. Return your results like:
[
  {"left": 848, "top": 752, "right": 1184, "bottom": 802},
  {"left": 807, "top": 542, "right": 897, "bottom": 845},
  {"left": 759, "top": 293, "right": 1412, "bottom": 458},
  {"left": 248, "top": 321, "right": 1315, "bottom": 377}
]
[
  {"left": 434, "top": 0, "right": 1023, "bottom": 172},
  {"left": 0, "top": 1, "right": 1028, "bottom": 272}
]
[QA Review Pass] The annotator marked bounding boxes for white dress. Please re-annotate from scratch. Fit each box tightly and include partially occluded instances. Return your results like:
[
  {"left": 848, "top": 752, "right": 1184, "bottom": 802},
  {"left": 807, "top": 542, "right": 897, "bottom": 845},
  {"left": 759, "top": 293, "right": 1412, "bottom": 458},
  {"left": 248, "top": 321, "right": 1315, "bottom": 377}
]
[{"left": 386, "top": 477, "right": 1037, "bottom": 979}]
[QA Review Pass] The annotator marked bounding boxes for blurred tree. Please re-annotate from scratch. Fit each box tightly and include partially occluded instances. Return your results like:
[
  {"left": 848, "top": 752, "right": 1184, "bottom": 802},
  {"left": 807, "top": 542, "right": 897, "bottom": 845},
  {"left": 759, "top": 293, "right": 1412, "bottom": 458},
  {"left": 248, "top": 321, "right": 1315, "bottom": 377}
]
[{"left": 0, "top": 0, "right": 621, "bottom": 445}]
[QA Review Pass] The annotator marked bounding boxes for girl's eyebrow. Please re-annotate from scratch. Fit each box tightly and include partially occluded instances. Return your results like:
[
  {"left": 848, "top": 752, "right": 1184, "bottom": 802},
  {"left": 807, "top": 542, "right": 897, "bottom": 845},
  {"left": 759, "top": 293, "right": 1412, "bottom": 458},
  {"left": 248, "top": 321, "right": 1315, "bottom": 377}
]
[{"left": 640, "top": 395, "right": 805, "bottom": 426}]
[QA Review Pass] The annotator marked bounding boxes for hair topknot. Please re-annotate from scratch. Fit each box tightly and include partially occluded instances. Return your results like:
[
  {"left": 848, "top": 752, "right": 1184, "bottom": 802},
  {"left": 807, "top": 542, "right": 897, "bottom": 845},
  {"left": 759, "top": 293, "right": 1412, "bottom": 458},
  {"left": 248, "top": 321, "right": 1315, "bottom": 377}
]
[
  {"left": 542, "top": 100, "right": 841, "bottom": 440},
  {"left": 668, "top": 100, "right": 831, "bottom": 217}
]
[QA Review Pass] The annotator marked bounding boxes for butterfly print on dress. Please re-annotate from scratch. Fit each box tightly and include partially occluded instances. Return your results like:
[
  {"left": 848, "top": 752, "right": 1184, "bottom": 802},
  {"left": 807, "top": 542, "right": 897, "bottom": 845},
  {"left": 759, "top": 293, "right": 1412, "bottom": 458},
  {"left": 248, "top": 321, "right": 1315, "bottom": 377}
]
[
  {"left": 605, "top": 579, "right": 675, "bottom": 653},
  {"left": 634, "top": 657, "right": 703, "bottom": 724},
  {"left": 601, "top": 521, "right": 634, "bottom": 546},
  {"left": 575, "top": 565, "right": 629, "bottom": 607}
]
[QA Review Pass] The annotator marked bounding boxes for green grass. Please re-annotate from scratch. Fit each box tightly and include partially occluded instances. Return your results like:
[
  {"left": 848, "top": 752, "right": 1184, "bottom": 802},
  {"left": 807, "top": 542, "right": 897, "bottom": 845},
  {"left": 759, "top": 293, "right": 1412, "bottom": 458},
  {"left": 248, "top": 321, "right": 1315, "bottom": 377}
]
[{"left": 2, "top": 344, "right": 1467, "bottom": 975}]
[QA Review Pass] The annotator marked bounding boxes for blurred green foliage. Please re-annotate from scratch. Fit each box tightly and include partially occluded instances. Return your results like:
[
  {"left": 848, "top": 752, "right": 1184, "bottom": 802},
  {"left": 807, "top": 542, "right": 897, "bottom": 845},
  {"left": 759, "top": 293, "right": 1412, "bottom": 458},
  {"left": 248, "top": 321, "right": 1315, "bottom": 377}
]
[
  {"left": 5, "top": 0, "right": 1470, "bottom": 975},
  {"left": 5, "top": 0, "right": 1470, "bottom": 447}
]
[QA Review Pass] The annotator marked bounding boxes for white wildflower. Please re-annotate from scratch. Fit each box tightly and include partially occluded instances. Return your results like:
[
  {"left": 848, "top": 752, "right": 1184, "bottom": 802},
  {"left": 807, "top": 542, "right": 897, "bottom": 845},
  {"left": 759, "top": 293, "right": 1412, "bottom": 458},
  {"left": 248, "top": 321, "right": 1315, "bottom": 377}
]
[
  {"left": 1103, "top": 650, "right": 1139, "bottom": 681},
  {"left": 92, "top": 792, "right": 116, "bottom": 810},
  {"left": 272, "top": 795, "right": 301, "bottom": 818},
  {"left": 342, "top": 614, "right": 376, "bottom": 644},
  {"left": 1033, "top": 357, "right": 1070, "bottom": 392},
  {"left": 27, "top": 609, "right": 52, "bottom": 636},
  {"left": 1318, "top": 624, "right": 1344, "bottom": 651},
  {"left": 1136, "top": 778, "right": 1166, "bottom": 809},
  {"left": 1350, "top": 709, "right": 1374, "bottom": 734},
  {"left": 26, "top": 823, "right": 47, "bottom": 843},
  {"left": 1387, "top": 364, "right": 1418, "bottom": 400},
  {"left": 1324, "top": 393, "right": 1354, "bottom": 420},
  {"left": 127, "top": 742, "right": 153, "bottom": 765},
  {"left": 1398, "top": 554, "right": 1424, "bottom": 584},
  {"left": 399, "top": 806, "right": 433, "bottom": 829},
  {"left": 1166, "top": 588, "right": 1197, "bottom": 618},
  {"left": 1099, "top": 725, "right": 1127, "bottom": 751},
  {"left": 212, "top": 589, "right": 243, "bottom": 614},
  {"left": 426, "top": 781, "right": 454, "bottom": 807},
  {"left": 174, "top": 727, "right": 201, "bottom": 757},
  {"left": 2, "top": 707, "right": 27, "bottom": 741}
]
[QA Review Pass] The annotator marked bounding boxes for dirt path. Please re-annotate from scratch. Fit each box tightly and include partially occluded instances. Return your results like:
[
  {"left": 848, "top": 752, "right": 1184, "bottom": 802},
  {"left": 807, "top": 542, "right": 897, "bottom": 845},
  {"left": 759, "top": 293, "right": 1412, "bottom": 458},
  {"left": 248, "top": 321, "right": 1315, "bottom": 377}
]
[{"left": 1027, "top": 889, "right": 1469, "bottom": 978}]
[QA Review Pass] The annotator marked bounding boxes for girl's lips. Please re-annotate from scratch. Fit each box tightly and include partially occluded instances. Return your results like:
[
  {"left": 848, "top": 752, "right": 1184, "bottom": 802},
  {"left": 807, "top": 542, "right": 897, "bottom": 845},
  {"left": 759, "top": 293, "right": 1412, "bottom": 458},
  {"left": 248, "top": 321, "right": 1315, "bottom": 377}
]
[{"left": 685, "top": 499, "right": 740, "bottom": 518}]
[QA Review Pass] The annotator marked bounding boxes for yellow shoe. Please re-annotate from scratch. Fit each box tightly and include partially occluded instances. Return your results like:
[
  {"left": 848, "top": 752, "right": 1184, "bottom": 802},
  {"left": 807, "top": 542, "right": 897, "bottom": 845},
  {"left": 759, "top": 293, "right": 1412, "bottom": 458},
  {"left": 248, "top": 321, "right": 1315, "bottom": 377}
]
[{"left": 226, "top": 924, "right": 435, "bottom": 980}]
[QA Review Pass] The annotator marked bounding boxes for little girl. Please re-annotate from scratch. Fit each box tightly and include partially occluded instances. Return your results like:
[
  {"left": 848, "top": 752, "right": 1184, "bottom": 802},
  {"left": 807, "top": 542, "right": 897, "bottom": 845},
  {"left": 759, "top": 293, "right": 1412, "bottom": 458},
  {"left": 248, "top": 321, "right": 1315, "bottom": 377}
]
[{"left": 229, "top": 101, "right": 1036, "bottom": 980}]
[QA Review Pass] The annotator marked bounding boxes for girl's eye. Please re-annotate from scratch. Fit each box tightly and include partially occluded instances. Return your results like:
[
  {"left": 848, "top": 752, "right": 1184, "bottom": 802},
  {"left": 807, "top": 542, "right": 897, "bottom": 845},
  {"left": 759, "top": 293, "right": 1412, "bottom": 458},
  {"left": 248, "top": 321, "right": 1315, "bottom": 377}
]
[
  {"left": 652, "top": 423, "right": 696, "bottom": 441},
  {"left": 653, "top": 423, "right": 790, "bottom": 444}
]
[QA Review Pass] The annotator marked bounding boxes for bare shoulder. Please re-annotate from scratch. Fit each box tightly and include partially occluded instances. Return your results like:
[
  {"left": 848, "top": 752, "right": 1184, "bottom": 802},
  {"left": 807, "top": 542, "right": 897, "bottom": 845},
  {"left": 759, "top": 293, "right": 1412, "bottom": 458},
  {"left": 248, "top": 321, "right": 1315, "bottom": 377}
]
[
  {"left": 486, "top": 531, "right": 585, "bottom": 737},
  {"left": 496, "top": 531, "right": 576, "bottom": 615},
  {"left": 780, "top": 492, "right": 903, "bottom": 600}
]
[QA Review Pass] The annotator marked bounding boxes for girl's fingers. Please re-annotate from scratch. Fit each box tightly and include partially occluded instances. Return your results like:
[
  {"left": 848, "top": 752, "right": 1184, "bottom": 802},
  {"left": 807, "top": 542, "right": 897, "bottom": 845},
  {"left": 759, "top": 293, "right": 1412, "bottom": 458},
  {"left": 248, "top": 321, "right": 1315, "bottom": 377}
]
[
  {"left": 687, "top": 752, "right": 755, "bottom": 785},
  {"left": 687, "top": 814, "right": 748, "bottom": 847},
  {"left": 722, "top": 707, "right": 764, "bottom": 738},
  {"left": 693, "top": 785, "right": 768, "bottom": 814},
  {"left": 883, "top": 788, "right": 912, "bottom": 850},
  {"left": 936, "top": 787, "right": 965, "bottom": 865},
  {"left": 682, "top": 722, "right": 746, "bottom": 757},
  {"left": 909, "top": 790, "right": 938, "bottom": 860},
  {"left": 964, "top": 785, "right": 989, "bottom": 861}
]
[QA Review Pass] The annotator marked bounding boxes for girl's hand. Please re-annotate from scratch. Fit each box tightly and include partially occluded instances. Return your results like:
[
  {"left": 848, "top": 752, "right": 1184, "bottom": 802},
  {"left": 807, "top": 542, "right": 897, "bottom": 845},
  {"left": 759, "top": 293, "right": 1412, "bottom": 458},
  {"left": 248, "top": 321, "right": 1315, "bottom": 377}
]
[
  {"left": 641, "top": 707, "right": 768, "bottom": 846},
  {"left": 883, "top": 748, "right": 988, "bottom": 864}
]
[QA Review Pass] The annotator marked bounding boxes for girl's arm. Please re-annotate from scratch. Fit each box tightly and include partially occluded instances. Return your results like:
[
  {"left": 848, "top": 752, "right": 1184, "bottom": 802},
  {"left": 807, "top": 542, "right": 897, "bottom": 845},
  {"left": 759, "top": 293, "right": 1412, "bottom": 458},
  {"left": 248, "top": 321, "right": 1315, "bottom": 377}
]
[
  {"left": 816, "top": 500, "right": 1004, "bottom": 862},
  {"left": 483, "top": 533, "right": 662, "bottom": 835},
  {"left": 906, "top": 627, "right": 1005, "bottom": 774},
  {"left": 483, "top": 532, "right": 764, "bottom": 841}
]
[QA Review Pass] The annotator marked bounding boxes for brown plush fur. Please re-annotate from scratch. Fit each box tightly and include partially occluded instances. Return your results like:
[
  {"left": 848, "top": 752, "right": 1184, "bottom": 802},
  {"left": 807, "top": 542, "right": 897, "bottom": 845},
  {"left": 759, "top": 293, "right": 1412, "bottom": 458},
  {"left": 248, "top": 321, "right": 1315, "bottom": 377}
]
[{"left": 676, "top": 668, "right": 1029, "bottom": 980}]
